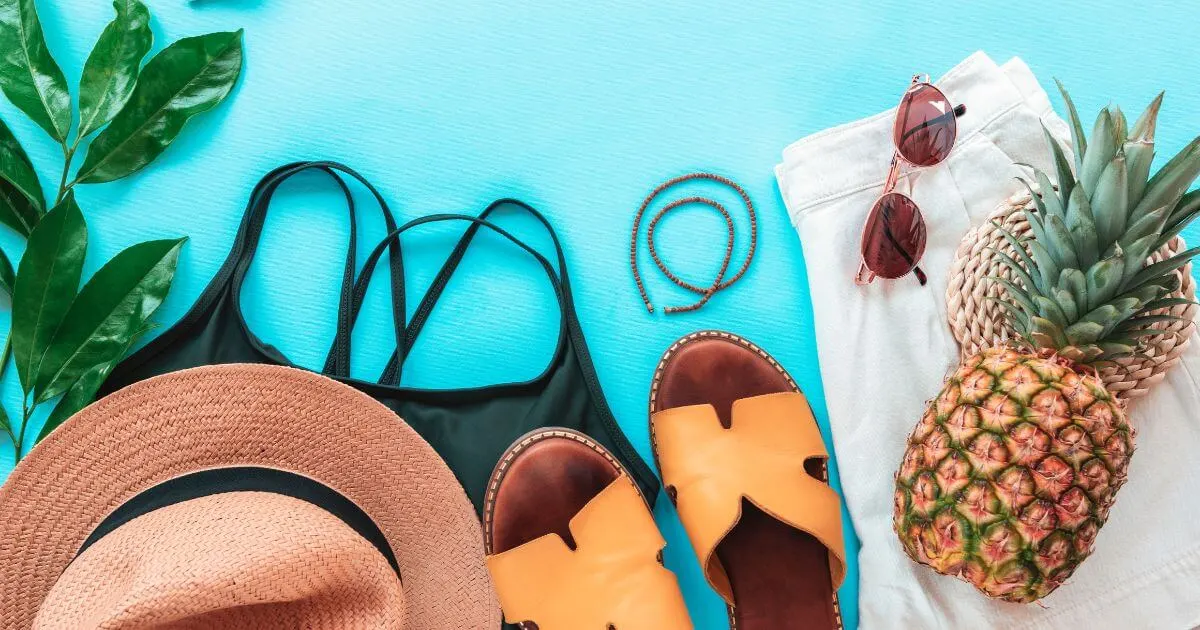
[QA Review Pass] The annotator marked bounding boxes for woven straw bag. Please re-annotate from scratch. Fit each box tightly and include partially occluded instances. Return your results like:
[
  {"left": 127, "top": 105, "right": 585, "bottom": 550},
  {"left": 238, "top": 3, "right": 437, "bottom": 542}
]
[{"left": 946, "top": 190, "right": 1198, "bottom": 401}]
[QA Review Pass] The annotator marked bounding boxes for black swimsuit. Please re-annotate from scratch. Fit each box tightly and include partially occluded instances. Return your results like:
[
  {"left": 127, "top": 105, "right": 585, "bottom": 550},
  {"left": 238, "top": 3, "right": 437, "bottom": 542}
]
[{"left": 100, "top": 161, "right": 659, "bottom": 513}]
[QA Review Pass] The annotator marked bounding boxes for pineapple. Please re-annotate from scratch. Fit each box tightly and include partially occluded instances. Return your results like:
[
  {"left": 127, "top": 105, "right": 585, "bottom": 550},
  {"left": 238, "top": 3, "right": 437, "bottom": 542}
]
[{"left": 893, "top": 84, "right": 1200, "bottom": 603}]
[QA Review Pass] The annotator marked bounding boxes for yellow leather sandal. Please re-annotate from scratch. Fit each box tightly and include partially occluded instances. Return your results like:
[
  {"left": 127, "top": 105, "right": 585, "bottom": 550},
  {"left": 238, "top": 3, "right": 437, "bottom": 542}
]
[
  {"left": 650, "top": 331, "right": 847, "bottom": 630},
  {"left": 484, "top": 428, "right": 693, "bottom": 630}
]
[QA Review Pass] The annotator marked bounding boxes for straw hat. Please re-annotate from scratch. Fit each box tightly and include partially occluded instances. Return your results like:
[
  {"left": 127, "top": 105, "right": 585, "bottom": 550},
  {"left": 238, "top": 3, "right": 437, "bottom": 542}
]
[{"left": 0, "top": 364, "right": 500, "bottom": 629}]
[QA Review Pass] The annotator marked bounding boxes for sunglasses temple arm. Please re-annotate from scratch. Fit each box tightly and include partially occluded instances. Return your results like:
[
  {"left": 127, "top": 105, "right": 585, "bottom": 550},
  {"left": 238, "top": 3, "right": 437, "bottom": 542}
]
[
  {"left": 884, "top": 154, "right": 902, "bottom": 193},
  {"left": 855, "top": 262, "right": 875, "bottom": 285}
]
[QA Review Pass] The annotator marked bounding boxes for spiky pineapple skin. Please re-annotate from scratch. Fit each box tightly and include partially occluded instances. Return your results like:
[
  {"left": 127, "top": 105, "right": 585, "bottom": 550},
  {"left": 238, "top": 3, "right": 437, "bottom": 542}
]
[{"left": 893, "top": 347, "right": 1133, "bottom": 603}]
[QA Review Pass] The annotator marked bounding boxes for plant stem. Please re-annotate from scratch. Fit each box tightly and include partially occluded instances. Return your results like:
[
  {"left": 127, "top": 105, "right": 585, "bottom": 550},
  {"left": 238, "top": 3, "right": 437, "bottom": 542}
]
[
  {"left": 15, "top": 399, "right": 30, "bottom": 462},
  {"left": 0, "top": 337, "right": 13, "bottom": 461},
  {"left": 55, "top": 142, "right": 76, "bottom": 205},
  {"left": 0, "top": 334, "right": 9, "bottom": 384}
]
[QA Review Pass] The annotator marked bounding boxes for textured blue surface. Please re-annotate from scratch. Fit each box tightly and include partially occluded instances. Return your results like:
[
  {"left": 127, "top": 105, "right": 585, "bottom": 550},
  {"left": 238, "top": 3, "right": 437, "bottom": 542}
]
[{"left": 2, "top": 1, "right": 1199, "bottom": 627}]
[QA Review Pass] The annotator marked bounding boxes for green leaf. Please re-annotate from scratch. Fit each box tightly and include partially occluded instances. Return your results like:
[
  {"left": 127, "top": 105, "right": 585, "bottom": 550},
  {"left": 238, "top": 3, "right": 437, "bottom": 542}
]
[
  {"left": 1098, "top": 341, "right": 1136, "bottom": 356},
  {"left": 37, "top": 322, "right": 154, "bottom": 443},
  {"left": 1080, "top": 109, "right": 1116, "bottom": 199},
  {"left": 11, "top": 193, "right": 86, "bottom": 394},
  {"left": 1085, "top": 254, "right": 1124, "bottom": 310},
  {"left": 0, "top": 116, "right": 43, "bottom": 209},
  {"left": 1064, "top": 321, "right": 1104, "bottom": 344},
  {"left": 0, "top": 179, "right": 38, "bottom": 237},
  {"left": 1059, "top": 268, "right": 1088, "bottom": 313},
  {"left": 75, "top": 30, "right": 244, "bottom": 184},
  {"left": 1156, "top": 190, "right": 1200, "bottom": 251},
  {"left": 1119, "top": 234, "right": 1156, "bottom": 281},
  {"left": 1124, "top": 204, "right": 1171, "bottom": 246},
  {"left": 0, "top": 0, "right": 72, "bottom": 141},
  {"left": 1065, "top": 186, "right": 1099, "bottom": 269},
  {"left": 1055, "top": 80, "right": 1087, "bottom": 176},
  {"left": 34, "top": 237, "right": 185, "bottom": 402},
  {"left": 1135, "top": 136, "right": 1200, "bottom": 221},
  {"left": 1118, "top": 314, "right": 1186, "bottom": 331},
  {"left": 1110, "top": 106, "right": 1128, "bottom": 143},
  {"left": 1142, "top": 296, "right": 1197, "bottom": 312},
  {"left": 1028, "top": 240, "right": 1061, "bottom": 295},
  {"left": 1051, "top": 287, "right": 1078, "bottom": 322},
  {"left": 993, "top": 277, "right": 1038, "bottom": 320},
  {"left": 1125, "top": 246, "right": 1200, "bottom": 293},
  {"left": 1044, "top": 214, "right": 1080, "bottom": 270},
  {"left": 987, "top": 297, "right": 1030, "bottom": 337},
  {"left": 0, "top": 116, "right": 43, "bottom": 234},
  {"left": 1042, "top": 127, "right": 1075, "bottom": 204},
  {"left": 993, "top": 222, "right": 1041, "bottom": 292},
  {"left": 1035, "top": 295, "right": 1068, "bottom": 328},
  {"left": 77, "top": 0, "right": 153, "bottom": 139},
  {"left": 1092, "top": 153, "right": 1129, "bottom": 247},
  {"left": 1125, "top": 92, "right": 1161, "bottom": 205},
  {"left": 1035, "top": 169, "right": 1065, "bottom": 220},
  {"left": 988, "top": 248, "right": 1036, "bottom": 296},
  {"left": 0, "top": 247, "right": 13, "bottom": 297},
  {"left": 1031, "top": 316, "right": 1068, "bottom": 348}
]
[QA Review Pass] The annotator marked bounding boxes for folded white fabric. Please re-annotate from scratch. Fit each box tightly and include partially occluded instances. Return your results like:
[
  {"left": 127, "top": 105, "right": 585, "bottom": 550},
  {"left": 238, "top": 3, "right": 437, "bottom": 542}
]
[{"left": 776, "top": 51, "right": 1200, "bottom": 629}]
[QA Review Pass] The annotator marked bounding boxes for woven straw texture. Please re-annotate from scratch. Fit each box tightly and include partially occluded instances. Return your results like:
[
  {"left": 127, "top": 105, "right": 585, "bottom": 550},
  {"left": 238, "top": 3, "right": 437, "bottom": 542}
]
[
  {"left": 0, "top": 364, "right": 500, "bottom": 629},
  {"left": 947, "top": 191, "right": 1198, "bottom": 400},
  {"left": 35, "top": 492, "right": 406, "bottom": 629}
]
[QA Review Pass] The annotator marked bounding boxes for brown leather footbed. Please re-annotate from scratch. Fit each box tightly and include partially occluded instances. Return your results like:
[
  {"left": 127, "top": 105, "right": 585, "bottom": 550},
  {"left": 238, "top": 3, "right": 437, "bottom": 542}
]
[
  {"left": 650, "top": 331, "right": 842, "bottom": 630},
  {"left": 484, "top": 428, "right": 649, "bottom": 630}
]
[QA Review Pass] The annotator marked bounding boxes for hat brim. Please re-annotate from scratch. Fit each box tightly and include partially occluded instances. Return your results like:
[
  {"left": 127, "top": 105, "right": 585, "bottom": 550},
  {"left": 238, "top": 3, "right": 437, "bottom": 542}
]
[{"left": 0, "top": 364, "right": 500, "bottom": 628}]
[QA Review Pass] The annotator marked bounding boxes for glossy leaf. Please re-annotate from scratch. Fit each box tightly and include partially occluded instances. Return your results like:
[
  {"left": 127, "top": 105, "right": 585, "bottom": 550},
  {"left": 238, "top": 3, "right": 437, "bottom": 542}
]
[
  {"left": 75, "top": 30, "right": 244, "bottom": 184},
  {"left": 77, "top": 0, "right": 153, "bottom": 138},
  {"left": 0, "top": 116, "right": 43, "bottom": 234},
  {"left": 34, "top": 237, "right": 185, "bottom": 402},
  {"left": 0, "top": 180, "right": 37, "bottom": 237},
  {"left": 0, "top": 247, "right": 13, "bottom": 297},
  {"left": 0, "top": 0, "right": 72, "bottom": 141},
  {"left": 11, "top": 194, "right": 86, "bottom": 394},
  {"left": 37, "top": 322, "right": 153, "bottom": 442}
]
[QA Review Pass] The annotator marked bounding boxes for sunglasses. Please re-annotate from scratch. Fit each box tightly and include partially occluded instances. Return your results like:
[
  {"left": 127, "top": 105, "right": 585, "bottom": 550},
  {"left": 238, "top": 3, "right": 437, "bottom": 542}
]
[{"left": 855, "top": 74, "right": 967, "bottom": 286}]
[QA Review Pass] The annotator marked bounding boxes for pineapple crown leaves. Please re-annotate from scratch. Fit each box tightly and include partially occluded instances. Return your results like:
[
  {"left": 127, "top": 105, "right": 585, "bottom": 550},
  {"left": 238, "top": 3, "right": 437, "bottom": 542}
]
[{"left": 987, "top": 84, "right": 1200, "bottom": 365}]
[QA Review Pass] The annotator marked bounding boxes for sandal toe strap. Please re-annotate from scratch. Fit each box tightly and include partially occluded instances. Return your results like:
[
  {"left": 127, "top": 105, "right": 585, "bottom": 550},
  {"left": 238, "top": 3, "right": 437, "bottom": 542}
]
[
  {"left": 486, "top": 475, "right": 690, "bottom": 630},
  {"left": 653, "top": 391, "right": 847, "bottom": 603}
]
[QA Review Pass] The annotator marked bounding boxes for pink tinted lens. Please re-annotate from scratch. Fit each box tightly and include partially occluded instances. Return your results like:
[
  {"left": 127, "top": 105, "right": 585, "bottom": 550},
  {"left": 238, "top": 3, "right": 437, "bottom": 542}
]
[
  {"left": 861, "top": 192, "right": 927, "bottom": 279},
  {"left": 894, "top": 83, "right": 957, "bottom": 166}
]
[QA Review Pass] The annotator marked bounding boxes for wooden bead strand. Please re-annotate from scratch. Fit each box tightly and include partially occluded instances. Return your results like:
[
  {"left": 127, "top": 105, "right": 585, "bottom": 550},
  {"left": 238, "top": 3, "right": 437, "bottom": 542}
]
[{"left": 630, "top": 173, "right": 757, "bottom": 314}]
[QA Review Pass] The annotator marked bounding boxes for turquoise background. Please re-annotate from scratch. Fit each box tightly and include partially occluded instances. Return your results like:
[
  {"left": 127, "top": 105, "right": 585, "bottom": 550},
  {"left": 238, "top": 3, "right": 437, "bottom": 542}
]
[{"left": 2, "top": 1, "right": 1199, "bottom": 627}]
